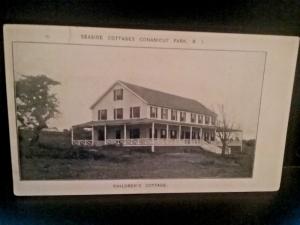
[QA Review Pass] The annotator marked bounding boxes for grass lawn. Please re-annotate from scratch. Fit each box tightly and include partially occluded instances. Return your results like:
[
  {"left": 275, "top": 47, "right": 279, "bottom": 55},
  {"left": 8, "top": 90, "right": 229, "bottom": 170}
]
[
  {"left": 18, "top": 130, "right": 254, "bottom": 180},
  {"left": 20, "top": 145, "right": 254, "bottom": 180}
]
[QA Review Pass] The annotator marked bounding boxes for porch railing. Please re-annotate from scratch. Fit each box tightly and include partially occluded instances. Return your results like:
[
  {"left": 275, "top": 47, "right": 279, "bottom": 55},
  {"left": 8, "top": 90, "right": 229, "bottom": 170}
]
[
  {"left": 96, "top": 138, "right": 207, "bottom": 146},
  {"left": 72, "top": 138, "right": 233, "bottom": 148},
  {"left": 72, "top": 139, "right": 93, "bottom": 146}
]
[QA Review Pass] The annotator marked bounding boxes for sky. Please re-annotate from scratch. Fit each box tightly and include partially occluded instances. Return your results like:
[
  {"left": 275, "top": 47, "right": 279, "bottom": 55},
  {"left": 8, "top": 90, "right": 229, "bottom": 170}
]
[{"left": 13, "top": 42, "right": 266, "bottom": 139}]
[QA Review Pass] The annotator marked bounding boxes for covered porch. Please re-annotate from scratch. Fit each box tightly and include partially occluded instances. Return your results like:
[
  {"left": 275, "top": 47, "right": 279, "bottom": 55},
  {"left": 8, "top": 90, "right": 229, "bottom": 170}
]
[{"left": 71, "top": 119, "right": 217, "bottom": 152}]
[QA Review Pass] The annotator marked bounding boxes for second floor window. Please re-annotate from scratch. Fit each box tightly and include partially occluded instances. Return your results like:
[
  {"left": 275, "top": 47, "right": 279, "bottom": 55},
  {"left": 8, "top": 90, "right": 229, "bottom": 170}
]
[
  {"left": 98, "top": 109, "right": 107, "bottom": 120},
  {"left": 113, "top": 89, "right": 123, "bottom": 100},
  {"left": 205, "top": 115, "right": 210, "bottom": 124},
  {"left": 130, "top": 107, "right": 140, "bottom": 118},
  {"left": 198, "top": 115, "right": 203, "bottom": 124},
  {"left": 180, "top": 111, "right": 186, "bottom": 122},
  {"left": 191, "top": 113, "right": 196, "bottom": 123},
  {"left": 171, "top": 110, "right": 177, "bottom": 121},
  {"left": 114, "top": 108, "right": 123, "bottom": 120},
  {"left": 211, "top": 116, "right": 216, "bottom": 125},
  {"left": 150, "top": 106, "right": 158, "bottom": 118},
  {"left": 161, "top": 108, "right": 168, "bottom": 120}
]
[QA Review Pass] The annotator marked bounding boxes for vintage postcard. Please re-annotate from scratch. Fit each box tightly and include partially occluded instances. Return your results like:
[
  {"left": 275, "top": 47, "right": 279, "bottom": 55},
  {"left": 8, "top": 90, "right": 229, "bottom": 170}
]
[{"left": 3, "top": 25, "right": 299, "bottom": 195}]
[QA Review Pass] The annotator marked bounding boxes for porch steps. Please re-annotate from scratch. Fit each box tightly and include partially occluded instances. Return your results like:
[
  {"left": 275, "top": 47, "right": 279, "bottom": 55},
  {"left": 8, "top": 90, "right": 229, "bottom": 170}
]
[{"left": 199, "top": 141, "right": 222, "bottom": 154}]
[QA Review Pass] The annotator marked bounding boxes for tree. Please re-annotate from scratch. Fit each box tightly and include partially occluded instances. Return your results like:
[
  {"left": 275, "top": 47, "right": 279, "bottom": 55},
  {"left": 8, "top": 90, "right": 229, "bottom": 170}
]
[
  {"left": 216, "top": 104, "right": 234, "bottom": 156},
  {"left": 16, "top": 75, "right": 60, "bottom": 144}
]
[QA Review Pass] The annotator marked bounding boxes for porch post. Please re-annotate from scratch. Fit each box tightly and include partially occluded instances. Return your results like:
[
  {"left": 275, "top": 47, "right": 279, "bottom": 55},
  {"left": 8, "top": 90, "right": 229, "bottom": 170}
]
[
  {"left": 104, "top": 125, "right": 107, "bottom": 145},
  {"left": 124, "top": 124, "right": 127, "bottom": 143},
  {"left": 91, "top": 126, "right": 94, "bottom": 146},
  {"left": 190, "top": 126, "right": 192, "bottom": 142},
  {"left": 199, "top": 127, "right": 202, "bottom": 140},
  {"left": 240, "top": 131, "right": 243, "bottom": 152},
  {"left": 71, "top": 127, "right": 74, "bottom": 145},
  {"left": 151, "top": 122, "right": 155, "bottom": 152},
  {"left": 166, "top": 124, "right": 169, "bottom": 139},
  {"left": 178, "top": 125, "right": 181, "bottom": 140}
]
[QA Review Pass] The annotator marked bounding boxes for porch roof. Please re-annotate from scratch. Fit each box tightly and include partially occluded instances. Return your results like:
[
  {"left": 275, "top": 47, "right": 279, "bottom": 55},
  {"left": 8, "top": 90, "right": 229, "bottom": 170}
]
[
  {"left": 72, "top": 119, "right": 216, "bottom": 129},
  {"left": 216, "top": 128, "right": 242, "bottom": 133}
]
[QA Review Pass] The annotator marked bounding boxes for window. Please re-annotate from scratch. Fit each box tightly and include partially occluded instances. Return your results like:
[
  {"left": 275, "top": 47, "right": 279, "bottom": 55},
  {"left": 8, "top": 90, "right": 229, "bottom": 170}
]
[
  {"left": 171, "top": 110, "right": 177, "bottom": 121},
  {"left": 98, "top": 109, "right": 107, "bottom": 120},
  {"left": 130, "top": 107, "right": 140, "bottom": 118},
  {"left": 205, "top": 115, "right": 210, "bottom": 124},
  {"left": 113, "top": 89, "right": 123, "bottom": 100},
  {"left": 170, "top": 130, "right": 177, "bottom": 139},
  {"left": 192, "top": 131, "right": 196, "bottom": 139},
  {"left": 150, "top": 106, "right": 158, "bottom": 118},
  {"left": 129, "top": 128, "right": 140, "bottom": 139},
  {"left": 211, "top": 116, "right": 216, "bottom": 125},
  {"left": 98, "top": 130, "right": 104, "bottom": 141},
  {"left": 198, "top": 115, "right": 203, "bottom": 124},
  {"left": 160, "top": 129, "right": 167, "bottom": 138},
  {"left": 180, "top": 131, "right": 185, "bottom": 139},
  {"left": 211, "top": 132, "right": 215, "bottom": 141},
  {"left": 149, "top": 128, "right": 158, "bottom": 138},
  {"left": 191, "top": 113, "right": 196, "bottom": 123},
  {"left": 198, "top": 132, "right": 202, "bottom": 139},
  {"left": 161, "top": 108, "right": 168, "bottom": 120},
  {"left": 180, "top": 111, "right": 186, "bottom": 122},
  {"left": 114, "top": 108, "right": 123, "bottom": 120}
]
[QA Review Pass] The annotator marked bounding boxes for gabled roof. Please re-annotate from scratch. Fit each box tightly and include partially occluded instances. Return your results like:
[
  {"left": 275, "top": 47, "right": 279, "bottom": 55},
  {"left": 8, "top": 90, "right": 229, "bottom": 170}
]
[{"left": 91, "top": 80, "right": 217, "bottom": 116}]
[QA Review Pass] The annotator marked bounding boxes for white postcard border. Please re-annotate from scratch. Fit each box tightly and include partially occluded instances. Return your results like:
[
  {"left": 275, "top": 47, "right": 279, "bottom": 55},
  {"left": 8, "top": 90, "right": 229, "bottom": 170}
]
[{"left": 4, "top": 25, "right": 299, "bottom": 195}]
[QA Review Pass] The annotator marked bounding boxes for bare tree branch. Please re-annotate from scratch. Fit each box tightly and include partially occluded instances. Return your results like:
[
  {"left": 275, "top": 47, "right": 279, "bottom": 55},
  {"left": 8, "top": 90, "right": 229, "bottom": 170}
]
[{"left": 216, "top": 104, "right": 236, "bottom": 156}]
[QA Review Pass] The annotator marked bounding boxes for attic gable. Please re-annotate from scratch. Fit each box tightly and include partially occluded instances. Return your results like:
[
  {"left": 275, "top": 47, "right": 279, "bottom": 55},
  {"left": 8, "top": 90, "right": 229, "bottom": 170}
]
[{"left": 90, "top": 81, "right": 147, "bottom": 109}]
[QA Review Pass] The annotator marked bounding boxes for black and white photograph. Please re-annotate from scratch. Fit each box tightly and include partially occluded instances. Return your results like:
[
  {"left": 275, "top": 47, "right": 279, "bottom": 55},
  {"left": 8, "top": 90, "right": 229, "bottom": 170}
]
[
  {"left": 14, "top": 43, "right": 263, "bottom": 180},
  {"left": 4, "top": 25, "right": 299, "bottom": 195}
]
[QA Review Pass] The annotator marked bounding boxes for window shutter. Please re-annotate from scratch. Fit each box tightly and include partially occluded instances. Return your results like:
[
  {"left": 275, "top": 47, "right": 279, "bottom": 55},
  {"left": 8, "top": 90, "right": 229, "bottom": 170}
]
[{"left": 130, "top": 107, "right": 132, "bottom": 118}]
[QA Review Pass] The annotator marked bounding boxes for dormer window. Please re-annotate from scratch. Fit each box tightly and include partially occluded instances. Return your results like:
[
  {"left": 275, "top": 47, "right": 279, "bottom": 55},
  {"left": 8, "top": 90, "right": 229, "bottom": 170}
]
[{"left": 113, "top": 89, "right": 123, "bottom": 100}]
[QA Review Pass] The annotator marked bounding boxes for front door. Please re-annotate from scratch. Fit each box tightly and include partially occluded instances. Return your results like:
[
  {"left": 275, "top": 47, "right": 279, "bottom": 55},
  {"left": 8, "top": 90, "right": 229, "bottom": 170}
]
[
  {"left": 98, "top": 129, "right": 104, "bottom": 141},
  {"left": 116, "top": 129, "right": 121, "bottom": 139},
  {"left": 185, "top": 131, "right": 190, "bottom": 139}
]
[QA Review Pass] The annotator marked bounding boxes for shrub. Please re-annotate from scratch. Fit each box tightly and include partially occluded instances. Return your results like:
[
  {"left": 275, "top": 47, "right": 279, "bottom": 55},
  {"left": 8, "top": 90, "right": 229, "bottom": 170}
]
[{"left": 93, "top": 152, "right": 105, "bottom": 160}]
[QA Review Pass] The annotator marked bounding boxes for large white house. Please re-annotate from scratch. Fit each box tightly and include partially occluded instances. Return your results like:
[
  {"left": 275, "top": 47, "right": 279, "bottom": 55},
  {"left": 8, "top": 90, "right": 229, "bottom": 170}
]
[{"left": 72, "top": 80, "right": 242, "bottom": 154}]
